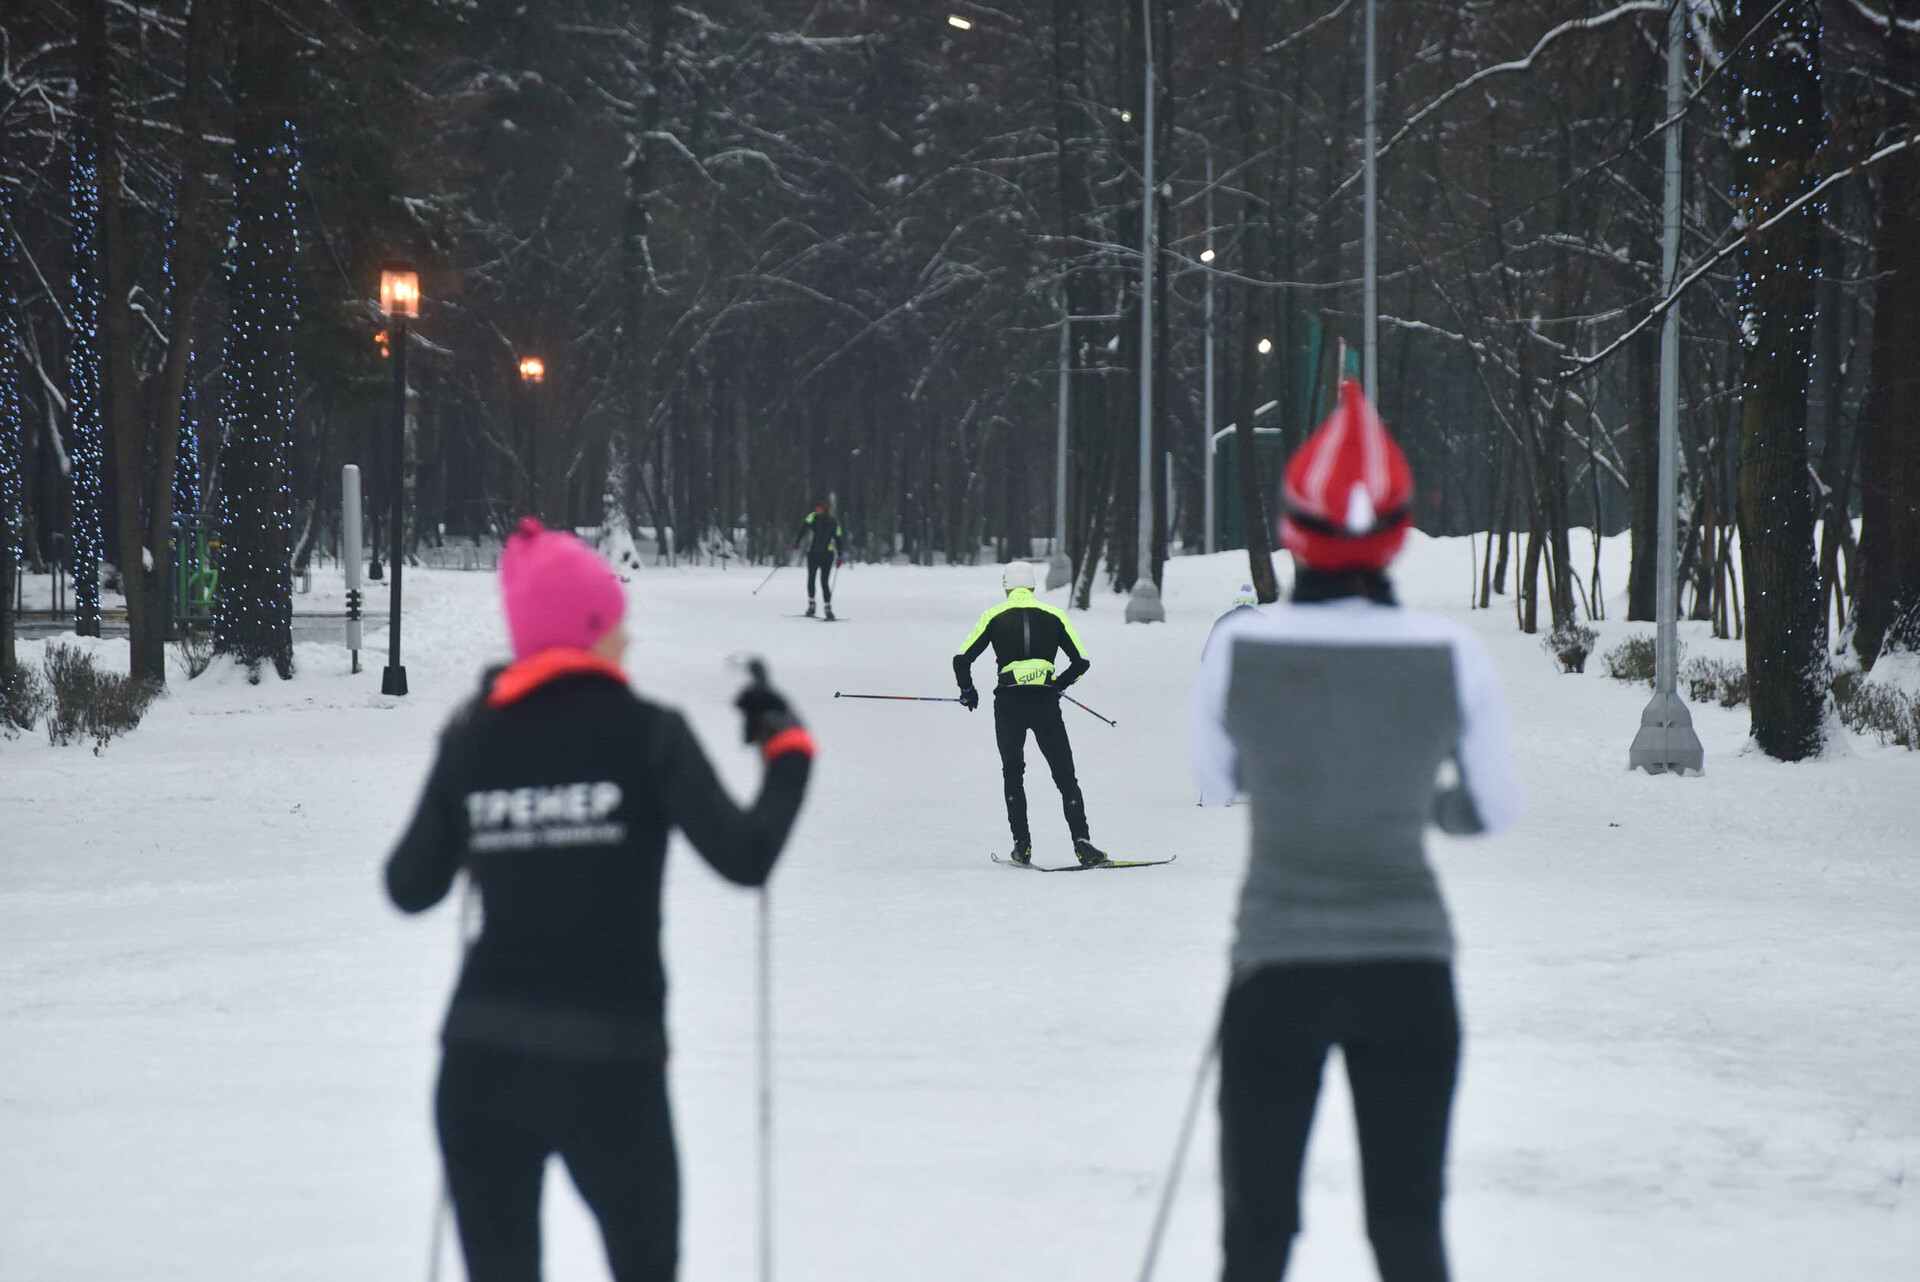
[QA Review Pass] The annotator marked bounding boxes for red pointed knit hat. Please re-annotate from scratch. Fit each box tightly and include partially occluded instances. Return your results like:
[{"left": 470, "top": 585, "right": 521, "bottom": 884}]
[{"left": 1278, "top": 379, "right": 1414, "bottom": 572}]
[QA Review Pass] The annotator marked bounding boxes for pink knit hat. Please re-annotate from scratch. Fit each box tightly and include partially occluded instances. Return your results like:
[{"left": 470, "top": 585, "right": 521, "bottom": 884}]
[{"left": 498, "top": 517, "right": 627, "bottom": 660}]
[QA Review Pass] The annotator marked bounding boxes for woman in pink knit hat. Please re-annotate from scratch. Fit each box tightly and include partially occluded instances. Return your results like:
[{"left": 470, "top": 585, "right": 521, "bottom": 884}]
[{"left": 386, "top": 517, "right": 815, "bottom": 1282}]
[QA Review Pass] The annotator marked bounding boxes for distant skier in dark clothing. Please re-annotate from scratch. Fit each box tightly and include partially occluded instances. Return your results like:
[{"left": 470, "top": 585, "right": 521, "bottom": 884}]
[
  {"left": 1190, "top": 382, "right": 1520, "bottom": 1282},
  {"left": 954, "top": 560, "right": 1106, "bottom": 867},
  {"left": 792, "top": 504, "right": 844, "bottom": 619},
  {"left": 386, "top": 517, "right": 815, "bottom": 1282}
]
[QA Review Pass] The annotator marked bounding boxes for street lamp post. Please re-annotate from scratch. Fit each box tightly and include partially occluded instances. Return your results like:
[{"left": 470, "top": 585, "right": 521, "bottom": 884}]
[
  {"left": 1200, "top": 121, "right": 1218, "bottom": 552},
  {"left": 1201, "top": 247, "right": 1217, "bottom": 556},
  {"left": 1051, "top": 304, "right": 1072, "bottom": 590},
  {"left": 378, "top": 263, "right": 418, "bottom": 697},
  {"left": 1125, "top": 0, "right": 1165, "bottom": 623},
  {"left": 1629, "top": 0, "right": 1703, "bottom": 775},
  {"left": 519, "top": 355, "right": 545, "bottom": 520},
  {"left": 1362, "top": 0, "right": 1379, "bottom": 394}
]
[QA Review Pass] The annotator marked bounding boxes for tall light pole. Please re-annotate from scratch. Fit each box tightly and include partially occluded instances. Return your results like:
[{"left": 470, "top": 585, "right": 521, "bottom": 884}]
[
  {"left": 519, "top": 355, "right": 545, "bottom": 520},
  {"left": 1630, "top": 0, "right": 1703, "bottom": 774},
  {"left": 1125, "top": 0, "right": 1166, "bottom": 623},
  {"left": 1050, "top": 299, "right": 1073, "bottom": 589},
  {"left": 1202, "top": 245, "right": 1217, "bottom": 555},
  {"left": 1362, "top": 0, "right": 1379, "bottom": 395},
  {"left": 378, "top": 263, "right": 418, "bottom": 697}
]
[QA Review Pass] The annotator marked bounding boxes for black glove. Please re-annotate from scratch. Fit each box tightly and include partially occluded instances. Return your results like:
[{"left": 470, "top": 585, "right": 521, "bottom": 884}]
[
  {"left": 736, "top": 676, "right": 800, "bottom": 745},
  {"left": 1045, "top": 676, "right": 1071, "bottom": 695},
  {"left": 959, "top": 686, "right": 979, "bottom": 711}
]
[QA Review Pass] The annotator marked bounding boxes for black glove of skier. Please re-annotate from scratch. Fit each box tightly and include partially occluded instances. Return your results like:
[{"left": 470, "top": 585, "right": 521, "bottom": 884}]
[
  {"left": 959, "top": 686, "right": 979, "bottom": 711},
  {"left": 736, "top": 674, "right": 800, "bottom": 745}
]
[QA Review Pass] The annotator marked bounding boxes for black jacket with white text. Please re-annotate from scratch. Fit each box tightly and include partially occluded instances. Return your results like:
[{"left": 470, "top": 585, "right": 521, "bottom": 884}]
[{"left": 385, "top": 653, "right": 813, "bottom": 1061}]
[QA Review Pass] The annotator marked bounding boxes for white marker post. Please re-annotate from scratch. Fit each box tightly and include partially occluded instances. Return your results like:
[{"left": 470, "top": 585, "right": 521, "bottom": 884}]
[{"left": 342, "top": 464, "right": 365, "bottom": 675}]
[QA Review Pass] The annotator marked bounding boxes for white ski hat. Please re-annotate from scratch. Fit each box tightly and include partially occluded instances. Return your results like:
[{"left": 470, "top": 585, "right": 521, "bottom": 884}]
[{"left": 1002, "top": 561, "right": 1036, "bottom": 592}]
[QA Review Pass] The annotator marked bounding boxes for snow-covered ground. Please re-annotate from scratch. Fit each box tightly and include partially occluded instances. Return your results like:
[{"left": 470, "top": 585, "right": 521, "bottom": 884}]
[{"left": 4, "top": 534, "right": 1917, "bottom": 1281}]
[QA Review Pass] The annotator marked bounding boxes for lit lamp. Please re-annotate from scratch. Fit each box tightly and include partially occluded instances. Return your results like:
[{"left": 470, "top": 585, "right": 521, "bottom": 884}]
[
  {"left": 518, "top": 356, "right": 545, "bottom": 384},
  {"left": 378, "top": 263, "right": 419, "bottom": 697},
  {"left": 947, "top": 14, "right": 972, "bottom": 30},
  {"left": 380, "top": 267, "right": 420, "bottom": 320}
]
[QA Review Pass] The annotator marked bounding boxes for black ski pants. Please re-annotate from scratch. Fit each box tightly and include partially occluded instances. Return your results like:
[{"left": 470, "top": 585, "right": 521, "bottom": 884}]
[
  {"left": 805, "top": 555, "right": 834, "bottom": 606},
  {"left": 1219, "top": 961, "right": 1459, "bottom": 1282},
  {"left": 437, "top": 1044, "right": 679, "bottom": 1282},
  {"left": 994, "top": 688, "right": 1089, "bottom": 845}
]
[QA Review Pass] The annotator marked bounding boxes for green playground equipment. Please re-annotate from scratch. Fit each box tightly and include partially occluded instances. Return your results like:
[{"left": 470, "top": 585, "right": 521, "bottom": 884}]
[{"left": 172, "top": 517, "right": 218, "bottom": 631}]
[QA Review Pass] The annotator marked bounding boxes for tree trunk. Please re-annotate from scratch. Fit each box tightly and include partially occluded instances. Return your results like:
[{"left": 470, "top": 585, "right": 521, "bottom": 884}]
[
  {"left": 1730, "top": 0, "right": 1829, "bottom": 759},
  {"left": 1228, "top": 0, "right": 1279, "bottom": 604},
  {"left": 1625, "top": 324, "right": 1659, "bottom": 619},
  {"left": 1052, "top": 0, "right": 1099, "bottom": 593},
  {"left": 624, "top": 0, "right": 671, "bottom": 556},
  {"left": 1519, "top": 525, "right": 1542, "bottom": 635},
  {"left": 1809, "top": 166, "right": 1852, "bottom": 647},
  {"left": 81, "top": 0, "right": 152, "bottom": 670},
  {"left": 1232, "top": 279, "right": 1280, "bottom": 603},
  {"left": 213, "top": 0, "right": 297, "bottom": 677},
  {"left": 135, "top": 0, "right": 219, "bottom": 675},
  {"left": 1853, "top": 90, "right": 1920, "bottom": 667},
  {"left": 1492, "top": 473, "right": 1513, "bottom": 594},
  {"left": 66, "top": 132, "right": 107, "bottom": 639}
]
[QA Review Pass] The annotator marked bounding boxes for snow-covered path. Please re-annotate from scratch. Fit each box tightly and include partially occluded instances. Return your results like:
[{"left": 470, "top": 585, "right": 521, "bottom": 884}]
[{"left": 4, "top": 538, "right": 1917, "bottom": 1280}]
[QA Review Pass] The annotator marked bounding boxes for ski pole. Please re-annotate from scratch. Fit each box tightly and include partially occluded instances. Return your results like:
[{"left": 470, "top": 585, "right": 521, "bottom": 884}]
[
  {"left": 751, "top": 562, "right": 782, "bottom": 595},
  {"left": 1063, "top": 693, "right": 1117, "bottom": 727},
  {"left": 726, "top": 653, "right": 778, "bottom": 1282},
  {"left": 833, "top": 692, "right": 964, "bottom": 703},
  {"left": 426, "top": 878, "right": 483, "bottom": 1282},
  {"left": 1134, "top": 1013, "right": 1224, "bottom": 1282},
  {"left": 757, "top": 883, "right": 774, "bottom": 1282}
]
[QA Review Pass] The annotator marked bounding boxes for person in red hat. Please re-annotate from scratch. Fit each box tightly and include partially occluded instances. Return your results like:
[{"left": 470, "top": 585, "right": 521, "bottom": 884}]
[
  {"left": 385, "top": 517, "right": 815, "bottom": 1282},
  {"left": 1189, "top": 381, "right": 1521, "bottom": 1282}
]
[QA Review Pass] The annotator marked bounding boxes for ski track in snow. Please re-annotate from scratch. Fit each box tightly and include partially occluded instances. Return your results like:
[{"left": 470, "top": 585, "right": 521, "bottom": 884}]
[{"left": 3, "top": 535, "right": 1917, "bottom": 1280}]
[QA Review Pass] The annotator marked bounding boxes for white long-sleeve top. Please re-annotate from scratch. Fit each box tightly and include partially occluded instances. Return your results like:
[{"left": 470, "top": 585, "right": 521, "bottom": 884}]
[{"left": 1190, "top": 597, "right": 1520, "bottom": 969}]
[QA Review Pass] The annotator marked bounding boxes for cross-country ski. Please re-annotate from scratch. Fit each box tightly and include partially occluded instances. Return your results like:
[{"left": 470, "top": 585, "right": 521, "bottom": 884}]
[{"left": 991, "top": 852, "right": 1177, "bottom": 872}]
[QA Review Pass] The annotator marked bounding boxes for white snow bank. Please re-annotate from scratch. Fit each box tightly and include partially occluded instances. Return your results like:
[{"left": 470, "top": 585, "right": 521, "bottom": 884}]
[{"left": 2, "top": 536, "right": 1916, "bottom": 1280}]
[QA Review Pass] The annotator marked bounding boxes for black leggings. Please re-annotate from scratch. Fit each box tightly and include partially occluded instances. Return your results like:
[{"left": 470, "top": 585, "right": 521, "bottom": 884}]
[
  {"left": 994, "top": 689, "right": 1089, "bottom": 844},
  {"left": 806, "top": 557, "right": 834, "bottom": 605},
  {"left": 1218, "top": 961, "right": 1459, "bottom": 1282},
  {"left": 437, "top": 1044, "right": 679, "bottom": 1282}
]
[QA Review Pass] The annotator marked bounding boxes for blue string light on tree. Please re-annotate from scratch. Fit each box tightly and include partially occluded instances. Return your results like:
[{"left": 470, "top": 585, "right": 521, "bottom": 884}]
[
  {"left": 160, "top": 184, "right": 201, "bottom": 523},
  {"left": 67, "top": 135, "right": 107, "bottom": 636},
  {"left": 214, "top": 118, "right": 300, "bottom": 677},
  {"left": 175, "top": 376, "right": 201, "bottom": 522},
  {"left": 1728, "top": 1, "right": 1822, "bottom": 367},
  {"left": 1, "top": 191, "right": 24, "bottom": 581}
]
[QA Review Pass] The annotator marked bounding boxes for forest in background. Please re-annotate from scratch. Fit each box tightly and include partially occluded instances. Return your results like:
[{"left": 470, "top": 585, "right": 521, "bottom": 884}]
[{"left": 2, "top": 0, "right": 1918, "bottom": 761}]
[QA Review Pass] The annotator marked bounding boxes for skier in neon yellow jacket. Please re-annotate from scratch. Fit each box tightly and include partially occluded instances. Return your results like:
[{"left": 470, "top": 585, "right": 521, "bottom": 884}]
[{"left": 953, "top": 561, "right": 1106, "bottom": 867}]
